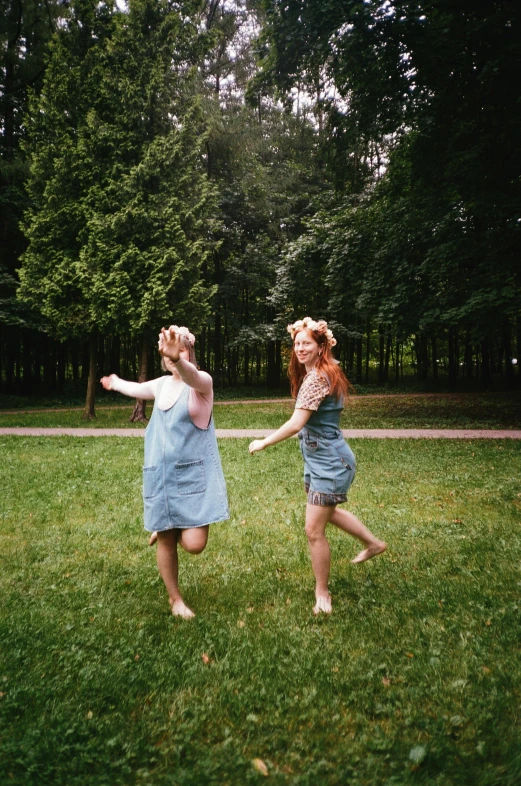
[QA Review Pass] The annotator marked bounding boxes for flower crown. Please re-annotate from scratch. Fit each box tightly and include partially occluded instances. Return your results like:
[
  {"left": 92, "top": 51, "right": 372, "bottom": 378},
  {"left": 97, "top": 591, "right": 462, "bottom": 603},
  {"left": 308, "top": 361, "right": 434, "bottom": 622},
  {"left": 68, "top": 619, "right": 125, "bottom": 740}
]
[
  {"left": 287, "top": 317, "right": 337, "bottom": 347},
  {"left": 158, "top": 324, "right": 196, "bottom": 351},
  {"left": 170, "top": 325, "right": 195, "bottom": 345}
]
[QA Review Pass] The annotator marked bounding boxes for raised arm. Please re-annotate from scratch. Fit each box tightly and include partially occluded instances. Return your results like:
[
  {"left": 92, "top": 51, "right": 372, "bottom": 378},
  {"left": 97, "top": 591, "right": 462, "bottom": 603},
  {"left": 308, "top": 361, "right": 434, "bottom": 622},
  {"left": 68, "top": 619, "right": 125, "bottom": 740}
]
[
  {"left": 100, "top": 374, "right": 158, "bottom": 400},
  {"left": 172, "top": 357, "right": 212, "bottom": 395},
  {"left": 159, "top": 327, "right": 212, "bottom": 396},
  {"left": 249, "top": 408, "right": 312, "bottom": 454}
]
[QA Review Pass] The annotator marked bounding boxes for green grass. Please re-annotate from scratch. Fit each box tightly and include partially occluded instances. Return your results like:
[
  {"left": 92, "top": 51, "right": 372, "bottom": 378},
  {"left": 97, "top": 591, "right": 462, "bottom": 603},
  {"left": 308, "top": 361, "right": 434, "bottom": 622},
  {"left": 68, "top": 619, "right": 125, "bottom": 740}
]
[
  {"left": 0, "top": 392, "right": 519, "bottom": 429},
  {"left": 0, "top": 405, "right": 148, "bottom": 428},
  {"left": 1, "top": 436, "right": 521, "bottom": 785}
]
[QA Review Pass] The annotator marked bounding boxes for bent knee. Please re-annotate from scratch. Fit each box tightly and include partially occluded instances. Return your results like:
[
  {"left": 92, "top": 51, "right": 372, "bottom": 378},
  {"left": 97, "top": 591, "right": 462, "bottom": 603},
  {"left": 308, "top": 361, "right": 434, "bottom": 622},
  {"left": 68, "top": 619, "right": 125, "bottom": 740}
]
[
  {"left": 179, "top": 532, "right": 208, "bottom": 554},
  {"left": 183, "top": 542, "right": 206, "bottom": 555}
]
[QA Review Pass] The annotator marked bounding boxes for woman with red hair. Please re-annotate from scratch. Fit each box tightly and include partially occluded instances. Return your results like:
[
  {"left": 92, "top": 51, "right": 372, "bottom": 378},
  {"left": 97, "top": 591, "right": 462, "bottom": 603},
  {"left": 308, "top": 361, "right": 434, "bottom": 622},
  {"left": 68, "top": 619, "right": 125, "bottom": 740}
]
[{"left": 249, "top": 317, "right": 386, "bottom": 615}]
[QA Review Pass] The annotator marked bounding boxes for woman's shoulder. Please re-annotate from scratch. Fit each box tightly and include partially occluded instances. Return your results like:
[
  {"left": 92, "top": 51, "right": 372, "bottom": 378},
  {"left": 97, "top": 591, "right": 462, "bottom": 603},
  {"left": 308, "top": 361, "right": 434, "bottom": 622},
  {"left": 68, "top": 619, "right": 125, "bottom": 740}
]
[
  {"left": 296, "top": 368, "right": 330, "bottom": 410},
  {"left": 302, "top": 368, "right": 330, "bottom": 389}
]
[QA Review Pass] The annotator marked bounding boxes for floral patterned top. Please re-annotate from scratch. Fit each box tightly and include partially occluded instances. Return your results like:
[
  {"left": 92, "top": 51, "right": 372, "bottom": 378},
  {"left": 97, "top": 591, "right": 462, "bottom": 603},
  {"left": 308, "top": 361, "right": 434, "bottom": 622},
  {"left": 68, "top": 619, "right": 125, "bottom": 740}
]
[{"left": 295, "top": 369, "right": 330, "bottom": 411}]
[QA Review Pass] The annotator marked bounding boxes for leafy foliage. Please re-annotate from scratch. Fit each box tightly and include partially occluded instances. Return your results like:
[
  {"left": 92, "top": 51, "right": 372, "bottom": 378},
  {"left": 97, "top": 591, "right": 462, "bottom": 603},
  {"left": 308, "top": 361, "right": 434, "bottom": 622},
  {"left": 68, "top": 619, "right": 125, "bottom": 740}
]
[{"left": 18, "top": 0, "right": 215, "bottom": 340}]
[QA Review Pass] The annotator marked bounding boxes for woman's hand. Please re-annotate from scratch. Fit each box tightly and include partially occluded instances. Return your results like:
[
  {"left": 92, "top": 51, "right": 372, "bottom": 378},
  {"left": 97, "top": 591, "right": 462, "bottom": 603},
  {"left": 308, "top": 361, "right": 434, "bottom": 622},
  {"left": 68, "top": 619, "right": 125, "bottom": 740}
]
[
  {"left": 249, "top": 439, "right": 266, "bottom": 454},
  {"left": 159, "top": 326, "right": 183, "bottom": 362},
  {"left": 100, "top": 374, "right": 118, "bottom": 390}
]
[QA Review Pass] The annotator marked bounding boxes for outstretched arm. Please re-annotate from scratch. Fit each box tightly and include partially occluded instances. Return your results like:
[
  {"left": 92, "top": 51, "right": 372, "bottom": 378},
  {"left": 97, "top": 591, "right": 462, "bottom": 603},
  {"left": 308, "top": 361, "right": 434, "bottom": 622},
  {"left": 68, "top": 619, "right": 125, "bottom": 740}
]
[
  {"left": 249, "top": 408, "right": 312, "bottom": 454},
  {"left": 100, "top": 374, "right": 158, "bottom": 400}
]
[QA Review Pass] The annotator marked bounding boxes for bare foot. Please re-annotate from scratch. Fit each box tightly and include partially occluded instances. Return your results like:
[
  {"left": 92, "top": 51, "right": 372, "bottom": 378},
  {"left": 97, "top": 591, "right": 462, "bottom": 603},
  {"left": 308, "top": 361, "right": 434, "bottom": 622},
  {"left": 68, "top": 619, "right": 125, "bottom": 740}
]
[
  {"left": 148, "top": 531, "right": 157, "bottom": 547},
  {"left": 351, "top": 541, "right": 387, "bottom": 564},
  {"left": 172, "top": 599, "right": 195, "bottom": 619},
  {"left": 313, "top": 595, "right": 332, "bottom": 615}
]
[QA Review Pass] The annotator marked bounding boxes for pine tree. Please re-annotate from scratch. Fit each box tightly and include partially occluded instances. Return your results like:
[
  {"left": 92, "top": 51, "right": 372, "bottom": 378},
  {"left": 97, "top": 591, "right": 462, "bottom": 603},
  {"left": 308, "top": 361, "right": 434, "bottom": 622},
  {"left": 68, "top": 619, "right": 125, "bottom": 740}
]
[{"left": 18, "top": 0, "right": 216, "bottom": 416}]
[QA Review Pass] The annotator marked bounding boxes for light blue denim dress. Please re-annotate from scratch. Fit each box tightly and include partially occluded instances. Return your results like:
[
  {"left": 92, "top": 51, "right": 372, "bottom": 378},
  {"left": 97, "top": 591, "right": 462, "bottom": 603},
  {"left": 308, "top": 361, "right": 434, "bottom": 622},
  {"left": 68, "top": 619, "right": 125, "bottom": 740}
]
[
  {"left": 298, "top": 394, "right": 356, "bottom": 505},
  {"left": 142, "top": 379, "right": 229, "bottom": 531}
]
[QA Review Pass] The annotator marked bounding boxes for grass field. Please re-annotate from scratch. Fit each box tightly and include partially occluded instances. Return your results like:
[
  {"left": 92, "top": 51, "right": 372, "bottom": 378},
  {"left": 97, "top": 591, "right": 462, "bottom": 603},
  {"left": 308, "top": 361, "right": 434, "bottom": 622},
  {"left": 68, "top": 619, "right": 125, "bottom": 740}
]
[
  {"left": 1, "top": 435, "right": 521, "bottom": 785},
  {"left": 0, "top": 391, "right": 520, "bottom": 429}
]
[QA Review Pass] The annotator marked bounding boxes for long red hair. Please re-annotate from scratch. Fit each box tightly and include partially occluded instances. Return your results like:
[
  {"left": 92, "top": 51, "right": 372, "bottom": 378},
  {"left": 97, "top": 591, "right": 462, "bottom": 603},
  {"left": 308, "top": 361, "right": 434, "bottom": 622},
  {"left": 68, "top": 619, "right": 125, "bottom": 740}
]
[{"left": 288, "top": 328, "right": 350, "bottom": 400}]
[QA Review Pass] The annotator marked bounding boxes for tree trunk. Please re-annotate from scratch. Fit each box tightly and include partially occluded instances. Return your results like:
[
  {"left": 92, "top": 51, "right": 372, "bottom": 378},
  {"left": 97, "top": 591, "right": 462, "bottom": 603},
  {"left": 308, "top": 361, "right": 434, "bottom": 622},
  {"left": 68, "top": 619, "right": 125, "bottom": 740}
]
[
  {"left": 454, "top": 328, "right": 460, "bottom": 380},
  {"left": 365, "top": 321, "right": 371, "bottom": 383},
  {"left": 378, "top": 325, "right": 385, "bottom": 384},
  {"left": 206, "top": 328, "right": 212, "bottom": 372},
  {"left": 71, "top": 338, "right": 80, "bottom": 381},
  {"left": 347, "top": 339, "right": 355, "bottom": 378},
  {"left": 129, "top": 334, "right": 149, "bottom": 422},
  {"left": 517, "top": 317, "right": 521, "bottom": 381},
  {"left": 481, "top": 337, "right": 491, "bottom": 386},
  {"left": 14, "top": 334, "right": 21, "bottom": 389},
  {"left": 5, "top": 327, "right": 15, "bottom": 393},
  {"left": 33, "top": 335, "right": 42, "bottom": 388},
  {"left": 43, "top": 335, "right": 56, "bottom": 391},
  {"left": 57, "top": 341, "right": 66, "bottom": 392},
  {"left": 503, "top": 319, "right": 515, "bottom": 389},
  {"left": 267, "top": 340, "right": 276, "bottom": 389},
  {"left": 84, "top": 332, "right": 97, "bottom": 420},
  {"left": 275, "top": 339, "right": 281, "bottom": 387},
  {"left": 214, "top": 314, "right": 222, "bottom": 385},
  {"left": 110, "top": 334, "right": 121, "bottom": 377},
  {"left": 22, "top": 332, "right": 32, "bottom": 394},
  {"left": 243, "top": 343, "right": 250, "bottom": 386},
  {"left": 266, "top": 338, "right": 281, "bottom": 389},
  {"left": 464, "top": 336, "right": 473, "bottom": 379},
  {"left": 448, "top": 328, "right": 457, "bottom": 388},
  {"left": 431, "top": 336, "right": 438, "bottom": 380},
  {"left": 384, "top": 326, "right": 391, "bottom": 382},
  {"left": 356, "top": 336, "right": 363, "bottom": 382}
]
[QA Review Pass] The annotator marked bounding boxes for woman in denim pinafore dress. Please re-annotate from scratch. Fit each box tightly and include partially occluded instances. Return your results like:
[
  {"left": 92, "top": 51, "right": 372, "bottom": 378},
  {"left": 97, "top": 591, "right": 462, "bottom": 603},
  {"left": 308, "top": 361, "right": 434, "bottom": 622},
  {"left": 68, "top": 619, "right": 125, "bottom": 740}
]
[
  {"left": 101, "top": 325, "right": 228, "bottom": 618},
  {"left": 143, "top": 379, "right": 228, "bottom": 533},
  {"left": 249, "top": 317, "right": 386, "bottom": 616}
]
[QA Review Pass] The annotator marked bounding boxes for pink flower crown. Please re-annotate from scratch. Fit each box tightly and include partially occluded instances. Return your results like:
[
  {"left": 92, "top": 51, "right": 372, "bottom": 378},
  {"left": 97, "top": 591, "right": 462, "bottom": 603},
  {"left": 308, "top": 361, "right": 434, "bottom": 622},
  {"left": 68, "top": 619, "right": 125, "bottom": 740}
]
[
  {"left": 158, "top": 324, "right": 196, "bottom": 352},
  {"left": 170, "top": 325, "right": 195, "bottom": 345},
  {"left": 287, "top": 317, "right": 337, "bottom": 347}
]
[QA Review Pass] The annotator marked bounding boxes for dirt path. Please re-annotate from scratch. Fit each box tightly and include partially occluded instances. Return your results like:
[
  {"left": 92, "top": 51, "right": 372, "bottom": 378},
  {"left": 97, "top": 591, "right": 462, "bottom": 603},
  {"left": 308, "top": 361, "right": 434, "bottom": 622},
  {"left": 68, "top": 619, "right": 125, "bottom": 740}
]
[{"left": 1, "top": 427, "right": 520, "bottom": 439}]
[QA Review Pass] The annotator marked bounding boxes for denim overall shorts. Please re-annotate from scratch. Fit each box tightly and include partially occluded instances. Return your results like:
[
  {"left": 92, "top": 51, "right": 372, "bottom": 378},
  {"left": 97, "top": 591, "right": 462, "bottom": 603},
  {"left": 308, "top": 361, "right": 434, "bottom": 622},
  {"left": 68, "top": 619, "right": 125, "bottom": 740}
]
[{"left": 298, "top": 394, "right": 356, "bottom": 505}]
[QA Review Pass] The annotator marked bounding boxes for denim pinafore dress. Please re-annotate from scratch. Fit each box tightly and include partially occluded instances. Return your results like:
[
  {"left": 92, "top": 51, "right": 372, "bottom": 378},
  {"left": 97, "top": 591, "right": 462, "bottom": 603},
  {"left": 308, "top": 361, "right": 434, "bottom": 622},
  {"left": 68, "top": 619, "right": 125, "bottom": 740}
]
[
  {"left": 298, "top": 394, "right": 356, "bottom": 504},
  {"left": 142, "top": 379, "right": 229, "bottom": 531}
]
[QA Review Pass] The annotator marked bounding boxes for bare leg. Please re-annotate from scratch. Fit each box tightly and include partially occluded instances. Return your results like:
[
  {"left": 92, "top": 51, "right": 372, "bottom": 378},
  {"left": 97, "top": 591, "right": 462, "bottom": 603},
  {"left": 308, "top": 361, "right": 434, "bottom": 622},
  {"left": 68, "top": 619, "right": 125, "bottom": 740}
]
[
  {"left": 329, "top": 508, "right": 386, "bottom": 563},
  {"left": 155, "top": 526, "right": 209, "bottom": 618},
  {"left": 305, "top": 504, "right": 335, "bottom": 614},
  {"left": 148, "top": 531, "right": 157, "bottom": 546}
]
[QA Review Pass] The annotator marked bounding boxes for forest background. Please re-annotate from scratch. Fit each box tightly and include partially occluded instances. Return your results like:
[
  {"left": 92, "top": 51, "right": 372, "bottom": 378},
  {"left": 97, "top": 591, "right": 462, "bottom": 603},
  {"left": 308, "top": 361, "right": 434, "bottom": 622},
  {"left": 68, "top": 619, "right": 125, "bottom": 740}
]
[{"left": 1, "top": 0, "right": 520, "bottom": 418}]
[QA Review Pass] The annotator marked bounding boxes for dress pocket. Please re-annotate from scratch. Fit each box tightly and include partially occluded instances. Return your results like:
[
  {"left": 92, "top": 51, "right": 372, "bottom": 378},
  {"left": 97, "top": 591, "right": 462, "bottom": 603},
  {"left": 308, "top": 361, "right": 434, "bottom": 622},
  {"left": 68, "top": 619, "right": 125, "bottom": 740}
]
[
  {"left": 304, "top": 437, "right": 319, "bottom": 453},
  {"left": 332, "top": 443, "right": 356, "bottom": 472},
  {"left": 143, "top": 466, "right": 159, "bottom": 498},
  {"left": 175, "top": 460, "right": 206, "bottom": 496}
]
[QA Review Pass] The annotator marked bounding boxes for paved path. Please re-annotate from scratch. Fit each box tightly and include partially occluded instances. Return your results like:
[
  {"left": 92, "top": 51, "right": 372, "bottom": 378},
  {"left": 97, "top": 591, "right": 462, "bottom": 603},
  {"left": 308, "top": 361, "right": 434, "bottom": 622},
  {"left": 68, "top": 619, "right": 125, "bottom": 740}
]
[{"left": 1, "top": 427, "right": 520, "bottom": 439}]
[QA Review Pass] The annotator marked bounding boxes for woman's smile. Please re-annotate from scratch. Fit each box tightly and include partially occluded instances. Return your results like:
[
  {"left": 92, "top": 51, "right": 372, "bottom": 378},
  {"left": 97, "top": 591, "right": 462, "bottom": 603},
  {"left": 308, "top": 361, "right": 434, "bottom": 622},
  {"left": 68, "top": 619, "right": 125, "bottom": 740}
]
[{"left": 294, "top": 330, "right": 320, "bottom": 368}]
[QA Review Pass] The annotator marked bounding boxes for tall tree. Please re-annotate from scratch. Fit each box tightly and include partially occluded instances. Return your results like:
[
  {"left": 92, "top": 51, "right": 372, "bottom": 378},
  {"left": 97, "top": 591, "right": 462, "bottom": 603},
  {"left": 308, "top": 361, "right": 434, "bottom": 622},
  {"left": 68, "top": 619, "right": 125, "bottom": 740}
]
[
  {"left": 253, "top": 0, "right": 521, "bottom": 384},
  {"left": 0, "top": 0, "right": 65, "bottom": 391},
  {"left": 18, "top": 0, "right": 216, "bottom": 416}
]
